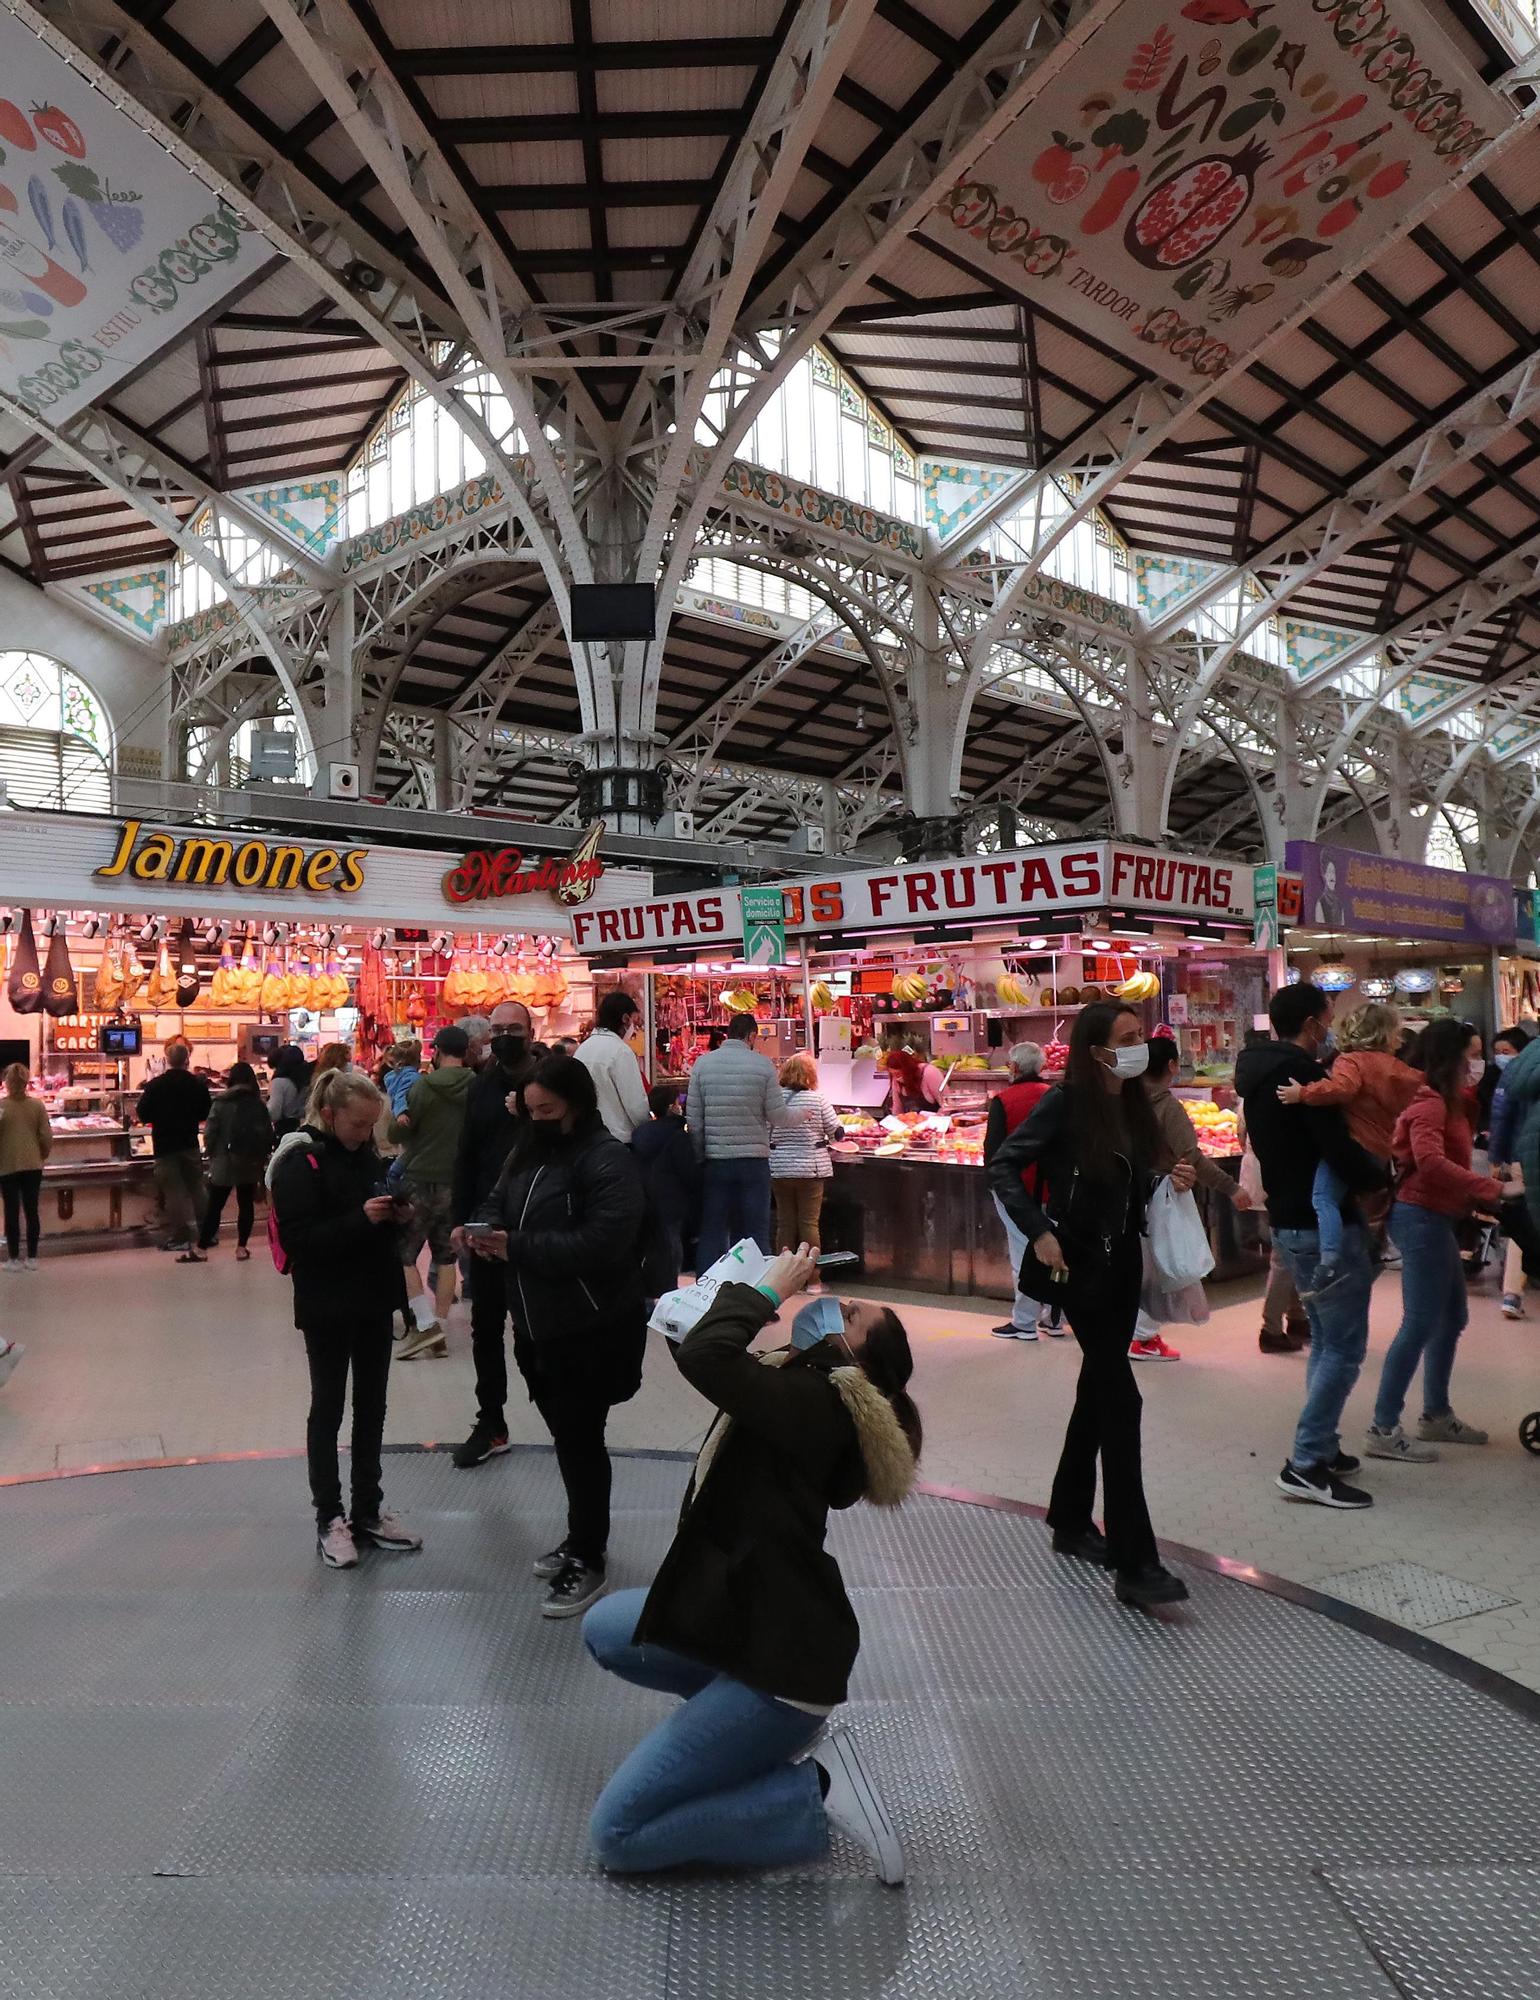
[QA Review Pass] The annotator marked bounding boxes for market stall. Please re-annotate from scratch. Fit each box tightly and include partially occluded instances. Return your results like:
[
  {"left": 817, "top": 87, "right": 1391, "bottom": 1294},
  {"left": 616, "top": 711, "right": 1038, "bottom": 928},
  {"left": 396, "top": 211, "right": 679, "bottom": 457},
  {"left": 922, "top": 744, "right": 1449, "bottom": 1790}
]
[
  {"left": 576, "top": 839, "right": 1266, "bottom": 1297},
  {"left": 1284, "top": 840, "right": 1514, "bottom": 1039},
  {"left": 0, "top": 807, "right": 647, "bottom": 1254}
]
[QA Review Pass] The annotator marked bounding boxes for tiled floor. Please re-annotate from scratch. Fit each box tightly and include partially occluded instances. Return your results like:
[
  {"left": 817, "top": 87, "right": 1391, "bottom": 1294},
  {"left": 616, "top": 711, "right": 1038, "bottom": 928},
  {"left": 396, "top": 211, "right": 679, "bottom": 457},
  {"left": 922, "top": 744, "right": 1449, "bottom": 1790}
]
[{"left": 2, "top": 1243, "right": 1539, "bottom": 1687}]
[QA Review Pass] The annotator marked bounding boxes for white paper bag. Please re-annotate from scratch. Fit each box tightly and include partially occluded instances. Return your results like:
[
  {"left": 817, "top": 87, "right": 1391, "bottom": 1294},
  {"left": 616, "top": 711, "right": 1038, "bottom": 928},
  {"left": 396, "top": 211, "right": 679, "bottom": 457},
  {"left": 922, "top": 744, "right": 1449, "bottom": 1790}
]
[{"left": 1147, "top": 1176, "right": 1215, "bottom": 1290}]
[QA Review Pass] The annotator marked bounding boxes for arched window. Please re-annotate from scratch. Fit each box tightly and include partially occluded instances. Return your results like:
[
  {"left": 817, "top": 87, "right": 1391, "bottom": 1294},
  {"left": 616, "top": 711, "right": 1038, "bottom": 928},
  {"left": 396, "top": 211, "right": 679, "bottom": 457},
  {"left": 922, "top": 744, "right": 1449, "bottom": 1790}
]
[
  {"left": 0, "top": 652, "right": 112, "bottom": 812},
  {"left": 1426, "top": 807, "right": 1472, "bottom": 874}
]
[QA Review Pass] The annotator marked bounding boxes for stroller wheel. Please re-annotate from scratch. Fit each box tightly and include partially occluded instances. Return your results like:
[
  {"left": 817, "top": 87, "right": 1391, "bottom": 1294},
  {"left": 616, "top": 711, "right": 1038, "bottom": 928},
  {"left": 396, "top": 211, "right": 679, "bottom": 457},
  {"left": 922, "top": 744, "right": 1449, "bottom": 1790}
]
[{"left": 1521, "top": 1412, "right": 1540, "bottom": 1457}]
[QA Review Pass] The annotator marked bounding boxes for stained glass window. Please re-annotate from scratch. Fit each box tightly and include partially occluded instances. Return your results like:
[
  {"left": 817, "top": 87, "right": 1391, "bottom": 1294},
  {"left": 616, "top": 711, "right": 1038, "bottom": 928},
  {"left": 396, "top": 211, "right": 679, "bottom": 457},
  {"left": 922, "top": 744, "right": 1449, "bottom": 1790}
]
[{"left": 0, "top": 652, "right": 112, "bottom": 811}]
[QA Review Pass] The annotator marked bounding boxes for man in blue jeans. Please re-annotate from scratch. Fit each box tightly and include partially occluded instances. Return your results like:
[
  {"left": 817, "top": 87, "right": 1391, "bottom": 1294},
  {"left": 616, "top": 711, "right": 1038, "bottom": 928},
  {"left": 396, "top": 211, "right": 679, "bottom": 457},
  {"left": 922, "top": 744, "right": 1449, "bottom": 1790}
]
[
  {"left": 1235, "top": 982, "right": 1390, "bottom": 1509},
  {"left": 686, "top": 1015, "right": 788, "bottom": 1268}
]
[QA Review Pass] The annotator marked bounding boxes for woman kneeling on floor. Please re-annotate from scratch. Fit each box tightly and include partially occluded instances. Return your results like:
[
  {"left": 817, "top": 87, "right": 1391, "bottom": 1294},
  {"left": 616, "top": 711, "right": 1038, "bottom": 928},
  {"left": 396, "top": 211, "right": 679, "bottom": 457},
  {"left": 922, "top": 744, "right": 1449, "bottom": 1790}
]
[{"left": 583, "top": 1243, "right": 920, "bottom": 1885}]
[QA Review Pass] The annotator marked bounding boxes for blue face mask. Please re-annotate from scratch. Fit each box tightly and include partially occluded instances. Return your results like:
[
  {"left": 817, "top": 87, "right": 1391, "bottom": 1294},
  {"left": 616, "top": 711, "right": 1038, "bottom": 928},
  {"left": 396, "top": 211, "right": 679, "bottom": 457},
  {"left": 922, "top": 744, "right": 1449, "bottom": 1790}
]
[
  {"left": 791, "top": 1295, "right": 846, "bottom": 1350},
  {"left": 1496, "top": 1052, "right": 1515, "bottom": 1071}
]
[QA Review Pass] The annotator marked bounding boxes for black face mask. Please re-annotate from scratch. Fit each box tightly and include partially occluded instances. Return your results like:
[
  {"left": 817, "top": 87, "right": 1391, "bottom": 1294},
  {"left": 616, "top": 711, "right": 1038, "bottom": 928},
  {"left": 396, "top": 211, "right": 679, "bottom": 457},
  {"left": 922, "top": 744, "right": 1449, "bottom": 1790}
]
[
  {"left": 490, "top": 1033, "right": 527, "bottom": 1069},
  {"left": 526, "top": 1119, "right": 567, "bottom": 1149}
]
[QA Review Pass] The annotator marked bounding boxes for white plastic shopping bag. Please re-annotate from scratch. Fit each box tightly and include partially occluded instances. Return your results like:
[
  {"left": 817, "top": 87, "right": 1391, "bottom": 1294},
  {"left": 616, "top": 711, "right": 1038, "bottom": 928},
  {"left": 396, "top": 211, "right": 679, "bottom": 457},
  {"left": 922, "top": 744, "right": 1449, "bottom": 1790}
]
[
  {"left": 648, "top": 1239, "right": 771, "bottom": 1343},
  {"left": 1139, "top": 1240, "right": 1212, "bottom": 1326},
  {"left": 1147, "top": 1175, "right": 1215, "bottom": 1291},
  {"left": 1238, "top": 1143, "right": 1264, "bottom": 1207}
]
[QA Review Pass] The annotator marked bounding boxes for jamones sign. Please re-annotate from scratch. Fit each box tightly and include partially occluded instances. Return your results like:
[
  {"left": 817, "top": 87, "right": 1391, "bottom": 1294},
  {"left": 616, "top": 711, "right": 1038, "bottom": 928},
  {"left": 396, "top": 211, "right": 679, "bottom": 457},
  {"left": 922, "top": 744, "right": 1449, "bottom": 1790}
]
[{"left": 569, "top": 843, "right": 1252, "bottom": 953}]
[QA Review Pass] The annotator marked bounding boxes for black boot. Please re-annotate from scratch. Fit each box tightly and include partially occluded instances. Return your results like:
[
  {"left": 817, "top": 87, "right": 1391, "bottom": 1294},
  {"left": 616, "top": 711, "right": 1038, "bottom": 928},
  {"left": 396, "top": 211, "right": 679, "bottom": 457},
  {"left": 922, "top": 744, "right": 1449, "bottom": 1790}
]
[
  {"left": 1050, "top": 1524, "right": 1114, "bottom": 1566},
  {"left": 1114, "top": 1564, "right": 1190, "bottom": 1608}
]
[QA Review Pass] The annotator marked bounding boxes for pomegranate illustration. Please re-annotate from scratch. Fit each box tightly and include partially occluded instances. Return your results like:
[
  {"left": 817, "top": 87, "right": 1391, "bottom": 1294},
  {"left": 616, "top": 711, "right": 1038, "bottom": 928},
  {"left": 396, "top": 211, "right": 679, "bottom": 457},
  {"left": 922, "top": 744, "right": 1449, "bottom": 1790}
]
[{"left": 1125, "top": 137, "right": 1270, "bottom": 270}]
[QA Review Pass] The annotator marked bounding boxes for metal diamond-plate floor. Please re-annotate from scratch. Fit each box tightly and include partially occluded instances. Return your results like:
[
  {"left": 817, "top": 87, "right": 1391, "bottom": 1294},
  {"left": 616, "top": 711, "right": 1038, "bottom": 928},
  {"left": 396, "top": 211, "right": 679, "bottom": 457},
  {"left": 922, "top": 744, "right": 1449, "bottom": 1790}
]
[{"left": 3, "top": 1449, "right": 1539, "bottom": 1999}]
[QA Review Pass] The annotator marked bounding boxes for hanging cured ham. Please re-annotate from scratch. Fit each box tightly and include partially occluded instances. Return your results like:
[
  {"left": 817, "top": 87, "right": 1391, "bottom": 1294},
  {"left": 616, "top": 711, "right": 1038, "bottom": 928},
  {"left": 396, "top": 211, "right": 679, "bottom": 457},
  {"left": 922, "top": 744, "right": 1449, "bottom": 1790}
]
[
  {"left": 175, "top": 921, "right": 201, "bottom": 1008},
  {"left": 42, "top": 923, "right": 78, "bottom": 1016},
  {"left": 7, "top": 911, "right": 43, "bottom": 1014}
]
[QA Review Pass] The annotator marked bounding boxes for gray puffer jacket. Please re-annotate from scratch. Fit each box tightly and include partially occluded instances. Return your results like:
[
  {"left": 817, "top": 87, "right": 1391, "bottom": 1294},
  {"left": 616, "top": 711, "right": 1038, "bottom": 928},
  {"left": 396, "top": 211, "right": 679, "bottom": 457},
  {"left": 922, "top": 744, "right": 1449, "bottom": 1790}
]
[{"left": 686, "top": 1042, "right": 788, "bottom": 1161}]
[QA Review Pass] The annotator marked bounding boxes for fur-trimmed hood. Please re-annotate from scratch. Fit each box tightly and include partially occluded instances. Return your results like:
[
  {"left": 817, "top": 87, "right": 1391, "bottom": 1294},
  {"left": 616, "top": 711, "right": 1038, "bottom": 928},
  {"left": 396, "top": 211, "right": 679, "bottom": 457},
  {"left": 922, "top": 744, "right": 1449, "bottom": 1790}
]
[{"left": 689, "top": 1347, "right": 916, "bottom": 1511}]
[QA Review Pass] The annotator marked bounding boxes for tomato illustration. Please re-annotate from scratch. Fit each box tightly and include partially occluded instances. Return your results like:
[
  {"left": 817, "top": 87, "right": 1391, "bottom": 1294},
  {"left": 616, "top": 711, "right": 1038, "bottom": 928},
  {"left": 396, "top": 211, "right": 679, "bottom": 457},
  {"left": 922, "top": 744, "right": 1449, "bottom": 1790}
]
[
  {"left": 1046, "top": 163, "right": 1090, "bottom": 204},
  {"left": 1125, "top": 137, "right": 1269, "bottom": 270},
  {"left": 32, "top": 104, "right": 86, "bottom": 158},
  {"left": 1031, "top": 134, "right": 1081, "bottom": 187},
  {"left": 0, "top": 102, "right": 35, "bottom": 150}
]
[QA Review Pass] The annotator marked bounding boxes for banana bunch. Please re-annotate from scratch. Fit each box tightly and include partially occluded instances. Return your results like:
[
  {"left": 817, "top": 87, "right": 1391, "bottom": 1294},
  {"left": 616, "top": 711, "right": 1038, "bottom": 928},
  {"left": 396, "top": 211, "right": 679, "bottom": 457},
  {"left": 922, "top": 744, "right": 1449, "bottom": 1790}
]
[
  {"left": 1115, "top": 969, "right": 1161, "bottom": 1002},
  {"left": 719, "top": 985, "right": 759, "bottom": 1013},
  {"left": 997, "top": 974, "right": 1032, "bottom": 1008},
  {"left": 810, "top": 980, "right": 836, "bottom": 1012},
  {"left": 891, "top": 971, "right": 928, "bottom": 1005}
]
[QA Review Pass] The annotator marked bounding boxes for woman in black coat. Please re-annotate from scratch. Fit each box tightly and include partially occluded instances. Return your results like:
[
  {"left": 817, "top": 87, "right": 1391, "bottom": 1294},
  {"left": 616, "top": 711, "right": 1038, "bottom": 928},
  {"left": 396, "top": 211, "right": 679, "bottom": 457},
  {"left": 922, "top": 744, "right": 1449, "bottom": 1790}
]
[
  {"left": 988, "top": 1001, "right": 1195, "bottom": 1609},
  {"left": 461, "top": 1054, "right": 648, "bottom": 1619},
  {"left": 581, "top": 1243, "right": 920, "bottom": 1885},
  {"left": 267, "top": 1068, "right": 417, "bottom": 1572}
]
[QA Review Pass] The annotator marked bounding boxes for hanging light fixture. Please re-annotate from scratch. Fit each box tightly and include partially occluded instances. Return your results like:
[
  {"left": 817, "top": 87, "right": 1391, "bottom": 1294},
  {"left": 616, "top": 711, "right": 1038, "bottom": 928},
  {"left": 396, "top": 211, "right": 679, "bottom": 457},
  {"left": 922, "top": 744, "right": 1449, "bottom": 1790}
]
[
  {"left": 1316, "top": 959, "right": 1355, "bottom": 992},
  {"left": 1359, "top": 975, "right": 1395, "bottom": 1000},
  {"left": 1396, "top": 967, "right": 1436, "bottom": 995}
]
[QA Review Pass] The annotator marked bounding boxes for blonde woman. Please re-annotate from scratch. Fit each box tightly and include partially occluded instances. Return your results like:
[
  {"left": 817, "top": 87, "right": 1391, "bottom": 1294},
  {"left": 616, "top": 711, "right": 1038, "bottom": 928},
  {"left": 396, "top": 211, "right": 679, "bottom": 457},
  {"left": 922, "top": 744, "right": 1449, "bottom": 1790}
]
[
  {"left": 769, "top": 1054, "right": 842, "bottom": 1256},
  {"left": 0, "top": 1062, "right": 52, "bottom": 1271},
  {"left": 268, "top": 1067, "right": 420, "bottom": 1570}
]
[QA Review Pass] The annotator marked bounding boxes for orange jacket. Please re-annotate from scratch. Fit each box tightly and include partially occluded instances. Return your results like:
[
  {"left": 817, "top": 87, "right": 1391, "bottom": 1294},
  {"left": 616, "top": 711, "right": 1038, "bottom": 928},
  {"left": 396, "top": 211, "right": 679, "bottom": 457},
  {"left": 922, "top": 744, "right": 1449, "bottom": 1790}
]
[{"left": 1290, "top": 1050, "right": 1421, "bottom": 1160}]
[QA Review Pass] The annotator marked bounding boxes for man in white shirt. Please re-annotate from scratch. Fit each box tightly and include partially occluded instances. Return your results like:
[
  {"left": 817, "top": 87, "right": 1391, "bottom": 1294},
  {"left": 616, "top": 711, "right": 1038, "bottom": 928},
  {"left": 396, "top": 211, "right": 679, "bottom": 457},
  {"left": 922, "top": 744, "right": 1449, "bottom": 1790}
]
[{"left": 576, "top": 989, "right": 650, "bottom": 1143}]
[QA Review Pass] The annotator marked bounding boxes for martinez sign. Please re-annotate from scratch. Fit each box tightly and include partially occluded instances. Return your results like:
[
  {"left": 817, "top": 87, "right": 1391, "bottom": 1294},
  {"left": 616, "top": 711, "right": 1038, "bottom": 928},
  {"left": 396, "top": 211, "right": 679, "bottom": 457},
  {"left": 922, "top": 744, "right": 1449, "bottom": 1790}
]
[
  {"left": 95, "top": 820, "right": 368, "bottom": 895},
  {"left": 443, "top": 823, "right": 606, "bottom": 909},
  {"left": 569, "top": 842, "right": 1252, "bottom": 953}
]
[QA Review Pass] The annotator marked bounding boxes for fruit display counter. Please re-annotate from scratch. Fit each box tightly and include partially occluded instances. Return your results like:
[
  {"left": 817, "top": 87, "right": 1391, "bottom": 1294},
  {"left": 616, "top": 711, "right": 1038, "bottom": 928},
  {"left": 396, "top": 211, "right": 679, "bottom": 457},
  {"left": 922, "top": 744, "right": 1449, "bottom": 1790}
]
[{"left": 821, "top": 1154, "right": 1013, "bottom": 1300}]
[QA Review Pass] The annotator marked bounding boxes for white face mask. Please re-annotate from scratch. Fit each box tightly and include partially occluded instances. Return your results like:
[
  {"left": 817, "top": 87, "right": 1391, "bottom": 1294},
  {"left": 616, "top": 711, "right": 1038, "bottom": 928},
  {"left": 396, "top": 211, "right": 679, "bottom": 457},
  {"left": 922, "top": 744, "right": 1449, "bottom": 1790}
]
[
  {"left": 1467, "top": 1057, "right": 1486, "bottom": 1087},
  {"left": 1109, "top": 1042, "right": 1150, "bottom": 1081},
  {"left": 1495, "top": 1052, "right": 1515, "bottom": 1071}
]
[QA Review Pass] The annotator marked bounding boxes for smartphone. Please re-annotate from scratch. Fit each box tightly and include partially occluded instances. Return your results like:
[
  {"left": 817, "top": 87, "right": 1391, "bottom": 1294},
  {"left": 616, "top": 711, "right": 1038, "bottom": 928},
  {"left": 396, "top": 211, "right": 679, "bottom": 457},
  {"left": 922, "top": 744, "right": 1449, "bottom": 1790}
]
[
  {"left": 461, "top": 1221, "right": 497, "bottom": 1238},
  {"left": 815, "top": 1251, "right": 859, "bottom": 1269}
]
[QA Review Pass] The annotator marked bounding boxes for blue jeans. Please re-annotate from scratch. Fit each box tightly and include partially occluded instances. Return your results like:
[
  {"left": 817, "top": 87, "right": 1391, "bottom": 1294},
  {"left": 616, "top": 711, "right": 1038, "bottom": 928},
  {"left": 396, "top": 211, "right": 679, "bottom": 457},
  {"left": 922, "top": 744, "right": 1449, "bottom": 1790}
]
[
  {"left": 1373, "top": 1202, "right": 1467, "bottom": 1430},
  {"left": 583, "top": 1589, "right": 828, "bottom": 1873},
  {"left": 1274, "top": 1225, "right": 1374, "bottom": 1470},
  {"left": 1311, "top": 1160, "right": 1346, "bottom": 1266},
  {"left": 696, "top": 1158, "right": 772, "bottom": 1271}
]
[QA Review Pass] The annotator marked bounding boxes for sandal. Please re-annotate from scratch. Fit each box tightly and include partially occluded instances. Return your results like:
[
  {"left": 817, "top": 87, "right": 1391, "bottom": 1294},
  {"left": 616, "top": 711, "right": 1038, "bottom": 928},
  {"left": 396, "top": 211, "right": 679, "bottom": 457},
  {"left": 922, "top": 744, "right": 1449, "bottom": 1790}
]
[
  {"left": 176, "top": 1251, "right": 207, "bottom": 1264},
  {"left": 235, "top": 1246, "right": 251, "bottom": 1262}
]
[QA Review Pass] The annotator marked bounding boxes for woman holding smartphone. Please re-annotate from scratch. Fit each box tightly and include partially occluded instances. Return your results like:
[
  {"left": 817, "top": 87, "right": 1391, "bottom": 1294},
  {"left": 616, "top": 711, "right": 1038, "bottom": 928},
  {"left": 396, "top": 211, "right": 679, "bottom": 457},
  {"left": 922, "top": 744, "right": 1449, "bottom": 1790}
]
[
  {"left": 581, "top": 1242, "right": 920, "bottom": 1885},
  {"left": 268, "top": 1068, "right": 420, "bottom": 1571}
]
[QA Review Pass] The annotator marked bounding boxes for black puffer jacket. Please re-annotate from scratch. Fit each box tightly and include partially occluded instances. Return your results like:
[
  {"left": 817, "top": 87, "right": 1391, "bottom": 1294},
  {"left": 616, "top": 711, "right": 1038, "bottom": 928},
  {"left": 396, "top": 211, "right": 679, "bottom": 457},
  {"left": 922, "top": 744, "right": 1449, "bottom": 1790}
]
[
  {"left": 268, "top": 1127, "right": 407, "bottom": 1328},
  {"left": 480, "top": 1111, "right": 648, "bottom": 1388},
  {"left": 632, "top": 1283, "right": 916, "bottom": 1706}
]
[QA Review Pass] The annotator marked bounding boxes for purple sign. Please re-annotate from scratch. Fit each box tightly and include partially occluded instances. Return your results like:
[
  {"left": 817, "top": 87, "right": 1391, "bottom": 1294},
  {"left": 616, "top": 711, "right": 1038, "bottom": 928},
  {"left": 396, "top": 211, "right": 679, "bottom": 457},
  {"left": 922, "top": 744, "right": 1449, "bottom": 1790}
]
[{"left": 1286, "top": 842, "right": 1515, "bottom": 949}]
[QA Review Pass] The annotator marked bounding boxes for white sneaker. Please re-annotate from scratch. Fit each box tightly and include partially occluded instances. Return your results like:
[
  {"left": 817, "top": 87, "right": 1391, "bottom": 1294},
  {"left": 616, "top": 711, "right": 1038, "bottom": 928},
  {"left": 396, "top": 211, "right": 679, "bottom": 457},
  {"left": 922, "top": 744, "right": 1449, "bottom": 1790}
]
[
  {"left": 22, "top": 1257, "right": 37, "bottom": 1273},
  {"left": 317, "top": 1516, "right": 358, "bottom": 1568},
  {"left": 0, "top": 1339, "right": 22, "bottom": 1387},
  {"left": 1364, "top": 1425, "right": 1438, "bottom": 1463},
  {"left": 813, "top": 1725, "right": 905, "bottom": 1886},
  {"left": 1417, "top": 1412, "right": 1489, "bottom": 1446},
  {"left": 0, "top": 1258, "right": 16, "bottom": 1275}
]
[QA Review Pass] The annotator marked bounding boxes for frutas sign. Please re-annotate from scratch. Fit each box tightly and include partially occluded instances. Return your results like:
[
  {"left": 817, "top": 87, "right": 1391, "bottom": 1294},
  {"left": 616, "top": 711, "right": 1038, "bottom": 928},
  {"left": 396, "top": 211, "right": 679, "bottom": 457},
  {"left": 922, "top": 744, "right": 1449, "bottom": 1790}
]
[
  {"left": 95, "top": 820, "right": 368, "bottom": 895},
  {"left": 570, "top": 842, "right": 1253, "bottom": 953}
]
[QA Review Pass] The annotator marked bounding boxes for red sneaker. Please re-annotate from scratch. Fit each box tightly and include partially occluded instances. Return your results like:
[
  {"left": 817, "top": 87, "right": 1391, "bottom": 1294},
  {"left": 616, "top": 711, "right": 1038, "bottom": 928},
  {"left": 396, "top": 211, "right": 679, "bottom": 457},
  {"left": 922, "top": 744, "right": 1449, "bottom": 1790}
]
[{"left": 1129, "top": 1334, "right": 1181, "bottom": 1363}]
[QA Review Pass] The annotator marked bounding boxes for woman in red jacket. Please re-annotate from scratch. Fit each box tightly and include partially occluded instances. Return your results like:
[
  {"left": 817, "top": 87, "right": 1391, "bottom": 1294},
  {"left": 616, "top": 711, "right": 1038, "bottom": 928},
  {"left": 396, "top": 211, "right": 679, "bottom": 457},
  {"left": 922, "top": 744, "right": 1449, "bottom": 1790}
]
[{"left": 1367, "top": 1019, "right": 1509, "bottom": 1462}]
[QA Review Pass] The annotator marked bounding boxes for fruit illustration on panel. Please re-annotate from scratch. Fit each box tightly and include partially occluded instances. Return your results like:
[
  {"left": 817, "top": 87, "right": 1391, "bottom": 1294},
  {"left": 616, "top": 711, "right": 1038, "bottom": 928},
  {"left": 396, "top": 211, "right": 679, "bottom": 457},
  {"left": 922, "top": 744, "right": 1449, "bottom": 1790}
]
[{"left": 1126, "top": 138, "right": 1270, "bottom": 269}]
